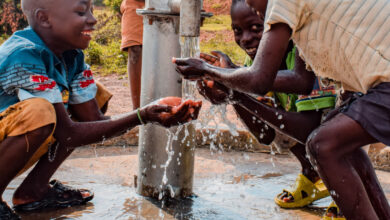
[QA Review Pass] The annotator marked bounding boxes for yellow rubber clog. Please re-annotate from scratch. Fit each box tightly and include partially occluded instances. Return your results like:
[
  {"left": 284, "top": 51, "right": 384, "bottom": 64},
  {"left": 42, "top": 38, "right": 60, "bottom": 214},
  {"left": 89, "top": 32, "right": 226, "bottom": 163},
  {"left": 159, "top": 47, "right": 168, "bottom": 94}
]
[
  {"left": 274, "top": 174, "right": 330, "bottom": 208},
  {"left": 322, "top": 201, "right": 346, "bottom": 220}
]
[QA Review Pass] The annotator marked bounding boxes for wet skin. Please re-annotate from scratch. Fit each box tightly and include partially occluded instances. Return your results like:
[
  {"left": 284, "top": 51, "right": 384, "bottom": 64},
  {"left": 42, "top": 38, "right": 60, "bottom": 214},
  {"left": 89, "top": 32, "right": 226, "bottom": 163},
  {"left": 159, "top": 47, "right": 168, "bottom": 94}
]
[
  {"left": 0, "top": 0, "right": 200, "bottom": 211},
  {"left": 198, "top": 1, "right": 320, "bottom": 185},
  {"left": 127, "top": 45, "right": 143, "bottom": 110},
  {"left": 231, "top": 2, "right": 264, "bottom": 60},
  {"left": 176, "top": 0, "right": 390, "bottom": 218}
]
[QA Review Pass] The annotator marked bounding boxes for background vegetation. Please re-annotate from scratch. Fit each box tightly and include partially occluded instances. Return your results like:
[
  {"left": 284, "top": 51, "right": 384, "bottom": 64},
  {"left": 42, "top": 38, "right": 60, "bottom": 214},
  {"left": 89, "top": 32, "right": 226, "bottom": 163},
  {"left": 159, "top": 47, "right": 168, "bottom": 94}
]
[
  {"left": 0, "top": 0, "right": 28, "bottom": 35},
  {"left": 0, "top": 0, "right": 245, "bottom": 76}
]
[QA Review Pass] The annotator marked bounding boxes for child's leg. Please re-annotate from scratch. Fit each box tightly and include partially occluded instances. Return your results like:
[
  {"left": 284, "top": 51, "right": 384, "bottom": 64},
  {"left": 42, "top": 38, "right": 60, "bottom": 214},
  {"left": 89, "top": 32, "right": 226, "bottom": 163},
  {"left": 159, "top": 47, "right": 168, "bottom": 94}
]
[
  {"left": 289, "top": 143, "right": 319, "bottom": 182},
  {"left": 13, "top": 88, "right": 110, "bottom": 205},
  {"left": 0, "top": 124, "right": 54, "bottom": 198},
  {"left": 12, "top": 141, "right": 76, "bottom": 205},
  {"left": 0, "top": 98, "right": 56, "bottom": 203},
  {"left": 307, "top": 113, "right": 383, "bottom": 219},
  {"left": 349, "top": 148, "right": 390, "bottom": 219},
  {"left": 127, "top": 45, "right": 142, "bottom": 110}
]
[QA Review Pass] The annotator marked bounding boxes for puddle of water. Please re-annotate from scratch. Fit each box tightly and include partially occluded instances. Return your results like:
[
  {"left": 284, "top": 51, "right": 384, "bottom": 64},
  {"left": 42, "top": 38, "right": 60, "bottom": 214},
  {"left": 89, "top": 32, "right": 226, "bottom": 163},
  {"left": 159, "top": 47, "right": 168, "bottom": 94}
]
[
  {"left": 5, "top": 147, "right": 390, "bottom": 219},
  {"left": 4, "top": 148, "right": 333, "bottom": 220}
]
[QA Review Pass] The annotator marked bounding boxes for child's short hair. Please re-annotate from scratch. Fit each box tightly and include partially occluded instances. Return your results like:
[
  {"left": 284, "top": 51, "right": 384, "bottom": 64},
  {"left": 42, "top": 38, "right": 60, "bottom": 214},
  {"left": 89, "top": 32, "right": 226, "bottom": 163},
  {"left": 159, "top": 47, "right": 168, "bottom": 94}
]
[
  {"left": 231, "top": 0, "right": 246, "bottom": 13},
  {"left": 21, "top": 0, "right": 53, "bottom": 25},
  {"left": 231, "top": 0, "right": 246, "bottom": 7}
]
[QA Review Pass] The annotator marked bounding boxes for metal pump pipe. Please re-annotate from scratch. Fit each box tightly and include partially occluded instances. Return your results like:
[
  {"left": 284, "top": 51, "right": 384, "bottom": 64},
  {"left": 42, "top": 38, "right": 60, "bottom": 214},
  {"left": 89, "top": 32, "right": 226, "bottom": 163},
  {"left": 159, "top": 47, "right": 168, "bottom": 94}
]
[
  {"left": 136, "top": 0, "right": 200, "bottom": 199},
  {"left": 180, "top": 0, "right": 202, "bottom": 37}
]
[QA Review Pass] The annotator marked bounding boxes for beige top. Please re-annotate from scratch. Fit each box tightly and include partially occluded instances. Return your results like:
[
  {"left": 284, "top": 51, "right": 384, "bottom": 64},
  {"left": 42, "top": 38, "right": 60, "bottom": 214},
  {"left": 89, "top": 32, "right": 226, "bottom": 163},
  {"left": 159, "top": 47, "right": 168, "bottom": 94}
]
[{"left": 264, "top": 0, "right": 390, "bottom": 93}]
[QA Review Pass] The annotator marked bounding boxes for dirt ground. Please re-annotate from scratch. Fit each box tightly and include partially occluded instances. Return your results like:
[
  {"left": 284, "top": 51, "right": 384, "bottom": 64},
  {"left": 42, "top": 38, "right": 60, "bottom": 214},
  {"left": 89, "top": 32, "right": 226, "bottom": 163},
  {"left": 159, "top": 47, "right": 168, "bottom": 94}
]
[
  {"left": 203, "top": 0, "right": 232, "bottom": 15},
  {"left": 95, "top": 75, "right": 133, "bottom": 116}
]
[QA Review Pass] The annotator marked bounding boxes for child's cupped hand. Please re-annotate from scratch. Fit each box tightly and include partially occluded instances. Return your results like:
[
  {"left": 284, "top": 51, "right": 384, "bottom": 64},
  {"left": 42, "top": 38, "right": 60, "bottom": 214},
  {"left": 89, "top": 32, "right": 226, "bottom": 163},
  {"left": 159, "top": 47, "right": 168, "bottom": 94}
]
[
  {"left": 141, "top": 97, "right": 202, "bottom": 127},
  {"left": 200, "top": 51, "right": 237, "bottom": 68}
]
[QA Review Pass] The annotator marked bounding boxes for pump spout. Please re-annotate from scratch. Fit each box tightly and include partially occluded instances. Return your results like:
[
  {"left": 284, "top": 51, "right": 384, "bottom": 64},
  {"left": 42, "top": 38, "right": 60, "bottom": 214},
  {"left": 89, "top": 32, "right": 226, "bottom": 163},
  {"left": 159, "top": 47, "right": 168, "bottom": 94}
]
[{"left": 180, "top": 0, "right": 202, "bottom": 37}]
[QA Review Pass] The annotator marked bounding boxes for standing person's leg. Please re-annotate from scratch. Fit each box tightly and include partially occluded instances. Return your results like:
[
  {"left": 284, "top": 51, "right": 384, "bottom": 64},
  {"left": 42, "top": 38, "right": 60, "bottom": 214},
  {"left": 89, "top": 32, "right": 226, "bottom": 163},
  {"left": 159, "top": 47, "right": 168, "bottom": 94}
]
[
  {"left": 127, "top": 45, "right": 142, "bottom": 109},
  {"left": 306, "top": 114, "right": 382, "bottom": 219},
  {"left": 120, "top": 0, "right": 144, "bottom": 110}
]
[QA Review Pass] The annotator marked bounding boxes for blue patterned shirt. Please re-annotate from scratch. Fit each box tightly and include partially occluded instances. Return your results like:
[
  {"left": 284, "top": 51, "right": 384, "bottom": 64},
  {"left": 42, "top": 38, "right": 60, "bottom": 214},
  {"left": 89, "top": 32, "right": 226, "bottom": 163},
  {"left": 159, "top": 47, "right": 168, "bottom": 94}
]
[{"left": 0, "top": 27, "right": 97, "bottom": 113}]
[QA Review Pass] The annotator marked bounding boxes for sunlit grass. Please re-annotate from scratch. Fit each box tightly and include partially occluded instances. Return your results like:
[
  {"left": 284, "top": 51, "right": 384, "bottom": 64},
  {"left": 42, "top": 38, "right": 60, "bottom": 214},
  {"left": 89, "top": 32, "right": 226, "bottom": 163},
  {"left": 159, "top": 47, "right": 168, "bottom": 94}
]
[
  {"left": 200, "top": 33, "right": 246, "bottom": 66},
  {"left": 85, "top": 8, "right": 128, "bottom": 75},
  {"left": 201, "top": 15, "right": 232, "bottom": 31}
]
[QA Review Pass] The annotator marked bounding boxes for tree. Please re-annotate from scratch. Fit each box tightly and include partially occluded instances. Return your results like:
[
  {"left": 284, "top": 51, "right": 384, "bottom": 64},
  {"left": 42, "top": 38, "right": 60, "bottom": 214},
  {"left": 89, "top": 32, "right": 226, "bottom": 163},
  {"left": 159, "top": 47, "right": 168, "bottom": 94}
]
[
  {"left": 0, "top": 0, "right": 28, "bottom": 35},
  {"left": 103, "top": 0, "right": 122, "bottom": 15}
]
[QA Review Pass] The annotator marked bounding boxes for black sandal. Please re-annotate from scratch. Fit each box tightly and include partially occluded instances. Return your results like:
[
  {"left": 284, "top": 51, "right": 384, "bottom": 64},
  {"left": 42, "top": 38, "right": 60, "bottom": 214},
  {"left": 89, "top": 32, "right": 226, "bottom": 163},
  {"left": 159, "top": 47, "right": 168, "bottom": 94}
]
[
  {"left": 0, "top": 201, "right": 21, "bottom": 220},
  {"left": 14, "top": 180, "right": 94, "bottom": 212}
]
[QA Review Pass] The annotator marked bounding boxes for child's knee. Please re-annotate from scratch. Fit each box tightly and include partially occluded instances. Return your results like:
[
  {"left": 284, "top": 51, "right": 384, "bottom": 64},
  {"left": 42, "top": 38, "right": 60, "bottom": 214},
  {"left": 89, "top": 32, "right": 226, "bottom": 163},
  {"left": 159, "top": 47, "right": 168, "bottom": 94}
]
[
  {"left": 129, "top": 45, "right": 142, "bottom": 64},
  {"left": 1, "top": 98, "right": 56, "bottom": 138},
  {"left": 306, "top": 128, "right": 339, "bottom": 165},
  {"left": 29, "top": 98, "right": 56, "bottom": 123},
  {"left": 21, "top": 98, "right": 56, "bottom": 141},
  {"left": 31, "top": 124, "right": 55, "bottom": 139}
]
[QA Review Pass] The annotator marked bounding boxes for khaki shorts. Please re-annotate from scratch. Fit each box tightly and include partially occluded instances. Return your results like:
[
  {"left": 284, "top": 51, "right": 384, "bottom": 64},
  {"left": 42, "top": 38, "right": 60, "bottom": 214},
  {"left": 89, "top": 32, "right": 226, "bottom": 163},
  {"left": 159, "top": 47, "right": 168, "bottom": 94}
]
[{"left": 0, "top": 82, "right": 112, "bottom": 175}]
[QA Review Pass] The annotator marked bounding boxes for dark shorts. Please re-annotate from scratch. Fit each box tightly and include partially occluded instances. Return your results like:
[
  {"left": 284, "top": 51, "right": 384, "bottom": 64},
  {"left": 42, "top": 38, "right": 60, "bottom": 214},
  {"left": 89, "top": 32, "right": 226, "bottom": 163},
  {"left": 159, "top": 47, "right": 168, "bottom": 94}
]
[{"left": 326, "top": 83, "right": 390, "bottom": 145}]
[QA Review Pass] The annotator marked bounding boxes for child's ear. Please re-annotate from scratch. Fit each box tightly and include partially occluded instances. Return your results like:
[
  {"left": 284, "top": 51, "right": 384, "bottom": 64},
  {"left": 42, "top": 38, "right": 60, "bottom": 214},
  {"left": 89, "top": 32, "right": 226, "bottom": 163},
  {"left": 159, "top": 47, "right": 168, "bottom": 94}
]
[{"left": 35, "top": 9, "right": 51, "bottom": 28}]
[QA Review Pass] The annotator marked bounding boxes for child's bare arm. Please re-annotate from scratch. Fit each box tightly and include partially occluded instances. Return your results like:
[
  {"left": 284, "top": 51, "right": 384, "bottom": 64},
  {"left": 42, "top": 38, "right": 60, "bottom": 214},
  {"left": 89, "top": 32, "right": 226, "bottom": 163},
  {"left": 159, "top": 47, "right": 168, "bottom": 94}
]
[
  {"left": 68, "top": 99, "right": 109, "bottom": 121},
  {"left": 175, "top": 23, "right": 314, "bottom": 96},
  {"left": 175, "top": 23, "right": 291, "bottom": 95},
  {"left": 52, "top": 100, "right": 198, "bottom": 149},
  {"left": 270, "top": 50, "right": 316, "bottom": 95}
]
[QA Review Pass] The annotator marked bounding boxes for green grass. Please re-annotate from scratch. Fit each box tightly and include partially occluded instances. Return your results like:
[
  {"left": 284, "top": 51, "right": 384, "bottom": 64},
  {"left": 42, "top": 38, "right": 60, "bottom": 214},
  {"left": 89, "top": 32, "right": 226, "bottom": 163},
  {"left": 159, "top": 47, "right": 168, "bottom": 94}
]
[
  {"left": 200, "top": 15, "right": 246, "bottom": 65},
  {"left": 84, "top": 8, "right": 128, "bottom": 75},
  {"left": 0, "top": 34, "right": 9, "bottom": 44},
  {"left": 201, "top": 15, "right": 232, "bottom": 31},
  {"left": 200, "top": 34, "right": 246, "bottom": 66}
]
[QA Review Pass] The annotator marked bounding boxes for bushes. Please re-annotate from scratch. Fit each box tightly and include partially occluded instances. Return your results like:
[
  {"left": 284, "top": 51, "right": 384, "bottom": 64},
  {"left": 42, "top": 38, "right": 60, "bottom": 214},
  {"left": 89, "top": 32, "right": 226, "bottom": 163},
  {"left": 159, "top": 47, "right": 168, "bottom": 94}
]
[
  {"left": 0, "top": 0, "right": 28, "bottom": 35},
  {"left": 103, "top": 0, "right": 123, "bottom": 14},
  {"left": 85, "top": 8, "right": 128, "bottom": 75}
]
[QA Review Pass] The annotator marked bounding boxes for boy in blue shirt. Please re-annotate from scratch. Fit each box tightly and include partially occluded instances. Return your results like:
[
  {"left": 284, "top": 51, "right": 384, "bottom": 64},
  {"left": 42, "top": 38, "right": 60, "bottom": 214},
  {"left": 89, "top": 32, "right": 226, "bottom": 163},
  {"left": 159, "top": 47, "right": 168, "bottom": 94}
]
[{"left": 0, "top": 0, "right": 200, "bottom": 218}]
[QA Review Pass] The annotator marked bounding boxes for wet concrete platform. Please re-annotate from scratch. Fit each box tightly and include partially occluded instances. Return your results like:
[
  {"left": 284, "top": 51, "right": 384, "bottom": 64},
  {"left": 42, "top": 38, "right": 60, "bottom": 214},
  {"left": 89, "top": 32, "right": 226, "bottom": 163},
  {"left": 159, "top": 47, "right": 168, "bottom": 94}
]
[{"left": 5, "top": 147, "right": 390, "bottom": 220}]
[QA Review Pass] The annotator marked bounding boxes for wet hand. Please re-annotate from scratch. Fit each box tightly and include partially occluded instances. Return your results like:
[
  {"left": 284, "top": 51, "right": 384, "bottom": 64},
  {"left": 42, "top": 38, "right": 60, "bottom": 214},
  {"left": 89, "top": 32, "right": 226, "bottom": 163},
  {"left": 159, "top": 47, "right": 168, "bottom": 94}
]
[
  {"left": 141, "top": 97, "right": 202, "bottom": 127},
  {"left": 200, "top": 51, "right": 237, "bottom": 68},
  {"left": 196, "top": 79, "right": 233, "bottom": 105},
  {"left": 173, "top": 57, "right": 209, "bottom": 80}
]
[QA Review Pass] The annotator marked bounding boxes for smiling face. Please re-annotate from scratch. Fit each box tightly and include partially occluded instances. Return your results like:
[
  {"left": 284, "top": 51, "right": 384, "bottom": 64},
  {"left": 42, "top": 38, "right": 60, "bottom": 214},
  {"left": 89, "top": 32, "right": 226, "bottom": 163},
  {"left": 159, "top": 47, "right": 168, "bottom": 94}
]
[
  {"left": 46, "top": 0, "right": 96, "bottom": 54},
  {"left": 231, "top": 1, "right": 264, "bottom": 59}
]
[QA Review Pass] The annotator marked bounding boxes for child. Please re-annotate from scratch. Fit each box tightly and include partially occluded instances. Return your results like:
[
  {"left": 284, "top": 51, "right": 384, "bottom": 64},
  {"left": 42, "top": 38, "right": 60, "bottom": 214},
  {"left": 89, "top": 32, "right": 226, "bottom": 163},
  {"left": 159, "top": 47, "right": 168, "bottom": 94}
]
[
  {"left": 120, "top": 0, "right": 144, "bottom": 109},
  {"left": 0, "top": 0, "right": 200, "bottom": 219},
  {"left": 175, "top": 0, "right": 390, "bottom": 219},
  {"left": 198, "top": 0, "right": 336, "bottom": 210}
]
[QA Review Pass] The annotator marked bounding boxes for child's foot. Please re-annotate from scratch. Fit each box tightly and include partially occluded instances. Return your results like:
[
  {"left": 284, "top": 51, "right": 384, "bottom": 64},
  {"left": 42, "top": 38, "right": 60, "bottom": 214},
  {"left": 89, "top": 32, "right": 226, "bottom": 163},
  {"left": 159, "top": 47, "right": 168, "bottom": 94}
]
[
  {"left": 322, "top": 201, "right": 346, "bottom": 220},
  {"left": 279, "top": 172, "right": 320, "bottom": 203},
  {"left": 274, "top": 174, "right": 329, "bottom": 208},
  {"left": 0, "top": 201, "right": 20, "bottom": 220},
  {"left": 13, "top": 180, "right": 93, "bottom": 212}
]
